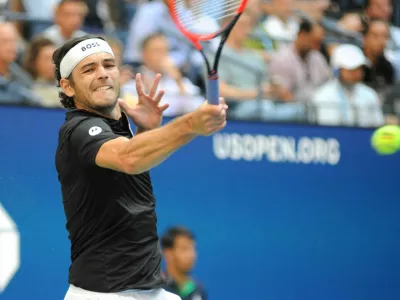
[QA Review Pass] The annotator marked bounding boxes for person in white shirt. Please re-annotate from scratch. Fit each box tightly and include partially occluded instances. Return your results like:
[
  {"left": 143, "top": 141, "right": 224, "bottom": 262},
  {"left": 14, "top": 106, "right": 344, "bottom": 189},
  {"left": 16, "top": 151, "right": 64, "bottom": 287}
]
[{"left": 311, "top": 44, "right": 385, "bottom": 127}]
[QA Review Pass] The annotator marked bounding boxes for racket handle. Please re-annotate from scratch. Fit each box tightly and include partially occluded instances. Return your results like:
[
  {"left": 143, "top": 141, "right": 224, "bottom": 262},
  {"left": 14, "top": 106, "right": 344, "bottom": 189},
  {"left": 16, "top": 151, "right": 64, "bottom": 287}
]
[{"left": 207, "top": 77, "right": 220, "bottom": 105}]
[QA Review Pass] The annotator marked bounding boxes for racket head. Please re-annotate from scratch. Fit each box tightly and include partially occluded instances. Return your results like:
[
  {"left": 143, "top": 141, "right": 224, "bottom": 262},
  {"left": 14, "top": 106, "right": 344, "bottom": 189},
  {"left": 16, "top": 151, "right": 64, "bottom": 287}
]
[{"left": 167, "top": 0, "right": 248, "bottom": 50}]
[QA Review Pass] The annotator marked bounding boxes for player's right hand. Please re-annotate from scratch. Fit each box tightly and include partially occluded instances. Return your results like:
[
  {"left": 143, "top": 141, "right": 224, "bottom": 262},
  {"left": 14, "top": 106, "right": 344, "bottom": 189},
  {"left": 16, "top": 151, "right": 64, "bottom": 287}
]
[{"left": 191, "top": 97, "right": 228, "bottom": 136}]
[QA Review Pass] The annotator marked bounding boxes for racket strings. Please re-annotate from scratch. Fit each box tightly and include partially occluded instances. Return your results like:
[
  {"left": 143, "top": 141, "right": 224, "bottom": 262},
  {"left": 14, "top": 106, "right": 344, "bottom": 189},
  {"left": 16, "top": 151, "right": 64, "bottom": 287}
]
[
  {"left": 173, "top": 0, "right": 241, "bottom": 30},
  {"left": 175, "top": 0, "right": 239, "bottom": 18}
]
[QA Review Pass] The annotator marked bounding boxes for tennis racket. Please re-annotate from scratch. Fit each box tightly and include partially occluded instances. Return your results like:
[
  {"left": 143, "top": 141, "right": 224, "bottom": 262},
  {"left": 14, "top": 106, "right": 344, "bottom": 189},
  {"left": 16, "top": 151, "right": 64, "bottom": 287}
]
[{"left": 167, "top": 0, "right": 248, "bottom": 105}]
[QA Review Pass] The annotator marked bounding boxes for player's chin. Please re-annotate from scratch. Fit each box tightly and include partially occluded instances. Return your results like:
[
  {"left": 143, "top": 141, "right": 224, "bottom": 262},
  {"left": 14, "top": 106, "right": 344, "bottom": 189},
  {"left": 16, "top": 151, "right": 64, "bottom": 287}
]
[
  {"left": 92, "top": 96, "right": 119, "bottom": 110},
  {"left": 93, "top": 90, "right": 118, "bottom": 103}
]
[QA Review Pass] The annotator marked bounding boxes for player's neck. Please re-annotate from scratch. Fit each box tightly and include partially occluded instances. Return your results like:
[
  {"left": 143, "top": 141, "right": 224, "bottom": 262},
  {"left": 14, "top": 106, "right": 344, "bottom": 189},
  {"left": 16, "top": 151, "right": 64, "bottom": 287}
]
[{"left": 76, "top": 104, "right": 122, "bottom": 120}]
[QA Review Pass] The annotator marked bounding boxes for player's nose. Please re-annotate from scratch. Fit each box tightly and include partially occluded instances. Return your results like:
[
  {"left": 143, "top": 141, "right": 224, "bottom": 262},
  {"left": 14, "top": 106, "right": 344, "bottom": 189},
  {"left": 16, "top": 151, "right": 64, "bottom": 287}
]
[{"left": 97, "top": 65, "right": 109, "bottom": 79}]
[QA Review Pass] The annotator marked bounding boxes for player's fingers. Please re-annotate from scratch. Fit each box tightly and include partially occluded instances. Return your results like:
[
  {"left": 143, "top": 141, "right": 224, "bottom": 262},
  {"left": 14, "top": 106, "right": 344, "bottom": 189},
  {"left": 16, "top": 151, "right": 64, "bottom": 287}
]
[
  {"left": 118, "top": 98, "right": 130, "bottom": 112},
  {"left": 149, "top": 73, "right": 162, "bottom": 99},
  {"left": 206, "top": 116, "right": 226, "bottom": 128},
  {"left": 215, "top": 120, "right": 227, "bottom": 131},
  {"left": 159, "top": 103, "right": 169, "bottom": 112},
  {"left": 207, "top": 108, "right": 226, "bottom": 121},
  {"left": 219, "top": 108, "right": 227, "bottom": 119},
  {"left": 219, "top": 97, "right": 227, "bottom": 106},
  {"left": 154, "top": 90, "right": 165, "bottom": 103},
  {"left": 206, "top": 120, "right": 227, "bottom": 135},
  {"left": 204, "top": 103, "right": 224, "bottom": 116},
  {"left": 135, "top": 73, "right": 145, "bottom": 96}
]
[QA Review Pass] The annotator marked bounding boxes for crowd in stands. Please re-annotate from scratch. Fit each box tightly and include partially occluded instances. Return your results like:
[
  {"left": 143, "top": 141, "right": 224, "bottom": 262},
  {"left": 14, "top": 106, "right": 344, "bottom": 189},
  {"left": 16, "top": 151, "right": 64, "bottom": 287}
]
[{"left": 1, "top": 0, "right": 400, "bottom": 127}]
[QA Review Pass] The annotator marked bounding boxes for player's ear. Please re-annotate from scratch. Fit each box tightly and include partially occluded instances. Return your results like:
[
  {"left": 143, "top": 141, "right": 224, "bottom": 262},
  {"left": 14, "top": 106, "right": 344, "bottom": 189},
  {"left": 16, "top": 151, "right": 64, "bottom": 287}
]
[{"left": 60, "top": 77, "right": 76, "bottom": 97}]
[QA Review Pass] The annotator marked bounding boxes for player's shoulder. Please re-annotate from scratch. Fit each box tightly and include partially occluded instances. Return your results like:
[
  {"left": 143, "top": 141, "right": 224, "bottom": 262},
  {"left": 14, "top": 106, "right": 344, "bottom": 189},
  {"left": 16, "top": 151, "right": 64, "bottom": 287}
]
[{"left": 58, "top": 109, "right": 109, "bottom": 140}]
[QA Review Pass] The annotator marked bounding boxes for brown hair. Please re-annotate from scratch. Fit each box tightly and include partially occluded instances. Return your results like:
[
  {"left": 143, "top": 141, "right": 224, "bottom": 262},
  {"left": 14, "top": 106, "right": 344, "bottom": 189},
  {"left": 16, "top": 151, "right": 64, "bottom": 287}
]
[{"left": 24, "top": 36, "right": 56, "bottom": 79}]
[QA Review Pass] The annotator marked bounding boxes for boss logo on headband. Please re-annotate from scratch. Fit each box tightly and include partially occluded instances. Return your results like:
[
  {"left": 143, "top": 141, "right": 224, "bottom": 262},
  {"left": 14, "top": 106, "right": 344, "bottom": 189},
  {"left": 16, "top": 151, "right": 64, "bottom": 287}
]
[{"left": 81, "top": 42, "right": 101, "bottom": 52}]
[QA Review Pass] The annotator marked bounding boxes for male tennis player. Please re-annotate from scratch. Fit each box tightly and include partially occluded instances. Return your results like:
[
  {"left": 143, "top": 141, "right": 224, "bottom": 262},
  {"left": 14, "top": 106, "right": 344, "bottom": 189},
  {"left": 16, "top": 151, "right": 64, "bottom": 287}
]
[{"left": 54, "top": 35, "right": 227, "bottom": 300}]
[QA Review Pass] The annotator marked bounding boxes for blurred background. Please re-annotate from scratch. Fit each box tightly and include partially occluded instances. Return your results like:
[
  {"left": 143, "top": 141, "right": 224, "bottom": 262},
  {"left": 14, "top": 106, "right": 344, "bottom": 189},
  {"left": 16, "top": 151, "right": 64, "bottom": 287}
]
[{"left": 0, "top": 0, "right": 399, "bottom": 299}]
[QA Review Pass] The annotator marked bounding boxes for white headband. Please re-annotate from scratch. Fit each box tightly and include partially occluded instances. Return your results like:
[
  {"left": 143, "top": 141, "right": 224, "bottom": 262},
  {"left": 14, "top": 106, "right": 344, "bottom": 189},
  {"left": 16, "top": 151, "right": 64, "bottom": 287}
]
[{"left": 60, "top": 38, "right": 115, "bottom": 78}]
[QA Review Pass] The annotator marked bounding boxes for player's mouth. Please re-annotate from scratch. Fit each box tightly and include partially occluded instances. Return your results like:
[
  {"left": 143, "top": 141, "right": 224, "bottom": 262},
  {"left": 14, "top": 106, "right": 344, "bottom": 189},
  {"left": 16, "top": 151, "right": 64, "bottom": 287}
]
[{"left": 94, "top": 85, "right": 112, "bottom": 91}]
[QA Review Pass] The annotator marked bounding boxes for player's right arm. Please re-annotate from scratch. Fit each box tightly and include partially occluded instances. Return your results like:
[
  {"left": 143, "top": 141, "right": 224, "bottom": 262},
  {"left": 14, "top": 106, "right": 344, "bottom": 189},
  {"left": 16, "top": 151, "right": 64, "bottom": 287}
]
[{"left": 70, "top": 102, "right": 227, "bottom": 174}]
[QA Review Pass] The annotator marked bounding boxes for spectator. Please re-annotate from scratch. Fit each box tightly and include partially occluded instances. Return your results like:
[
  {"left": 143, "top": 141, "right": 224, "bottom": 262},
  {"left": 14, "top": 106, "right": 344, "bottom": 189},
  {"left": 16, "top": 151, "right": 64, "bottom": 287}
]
[
  {"left": 123, "top": 0, "right": 190, "bottom": 71},
  {"left": 269, "top": 19, "right": 331, "bottom": 107},
  {"left": 262, "top": 0, "right": 300, "bottom": 49},
  {"left": 215, "top": 12, "right": 269, "bottom": 104},
  {"left": 23, "top": 36, "right": 61, "bottom": 108},
  {"left": 106, "top": 0, "right": 139, "bottom": 46},
  {"left": 82, "top": 0, "right": 106, "bottom": 34},
  {"left": 310, "top": 22, "right": 332, "bottom": 63},
  {"left": 161, "top": 226, "right": 207, "bottom": 300},
  {"left": 0, "top": 22, "right": 40, "bottom": 105},
  {"left": 362, "top": 19, "right": 395, "bottom": 92},
  {"left": 242, "top": 0, "right": 276, "bottom": 54},
  {"left": 338, "top": 0, "right": 400, "bottom": 74},
  {"left": 262, "top": 0, "right": 330, "bottom": 21},
  {"left": 9, "top": 0, "right": 59, "bottom": 39},
  {"left": 39, "top": 0, "right": 88, "bottom": 47},
  {"left": 209, "top": 12, "right": 304, "bottom": 122},
  {"left": 312, "top": 44, "right": 384, "bottom": 127},
  {"left": 122, "top": 33, "right": 203, "bottom": 117}
]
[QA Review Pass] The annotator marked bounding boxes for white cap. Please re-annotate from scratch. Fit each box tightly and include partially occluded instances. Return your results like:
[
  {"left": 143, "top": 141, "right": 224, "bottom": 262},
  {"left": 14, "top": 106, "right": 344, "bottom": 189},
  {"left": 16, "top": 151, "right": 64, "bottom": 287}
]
[{"left": 331, "top": 44, "right": 367, "bottom": 70}]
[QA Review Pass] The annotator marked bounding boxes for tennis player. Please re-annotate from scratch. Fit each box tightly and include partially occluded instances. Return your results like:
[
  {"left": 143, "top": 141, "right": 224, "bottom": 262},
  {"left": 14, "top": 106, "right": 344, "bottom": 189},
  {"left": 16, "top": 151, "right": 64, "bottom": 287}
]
[{"left": 54, "top": 35, "right": 227, "bottom": 300}]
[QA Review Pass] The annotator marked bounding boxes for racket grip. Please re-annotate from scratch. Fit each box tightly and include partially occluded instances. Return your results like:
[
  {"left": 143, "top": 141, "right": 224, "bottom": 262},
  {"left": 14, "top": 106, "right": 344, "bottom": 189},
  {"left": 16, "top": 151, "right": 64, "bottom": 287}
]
[{"left": 207, "top": 77, "right": 220, "bottom": 105}]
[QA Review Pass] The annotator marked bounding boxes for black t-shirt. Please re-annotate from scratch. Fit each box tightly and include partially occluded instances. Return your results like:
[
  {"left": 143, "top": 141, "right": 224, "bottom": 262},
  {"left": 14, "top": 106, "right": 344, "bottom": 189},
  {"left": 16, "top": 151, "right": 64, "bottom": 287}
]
[
  {"left": 363, "top": 53, "right": 395, "bottom": 91},
  {"left": 55, "top": 109, "right": 166, "bottom": 293}
]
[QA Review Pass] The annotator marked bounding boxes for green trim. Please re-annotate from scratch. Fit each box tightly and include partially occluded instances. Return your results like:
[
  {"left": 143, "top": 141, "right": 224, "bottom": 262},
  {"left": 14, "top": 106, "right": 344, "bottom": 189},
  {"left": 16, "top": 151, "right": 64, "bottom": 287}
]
[{"left": 179, "top": 280, "right": 196, "bottom": 297}]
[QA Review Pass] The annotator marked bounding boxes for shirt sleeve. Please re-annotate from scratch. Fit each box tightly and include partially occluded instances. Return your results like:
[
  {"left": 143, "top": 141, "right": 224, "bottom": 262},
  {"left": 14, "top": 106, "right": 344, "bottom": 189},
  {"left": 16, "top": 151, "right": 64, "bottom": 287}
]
[{"left": 69, "top": 118, "right": 120, "bottom": 167}]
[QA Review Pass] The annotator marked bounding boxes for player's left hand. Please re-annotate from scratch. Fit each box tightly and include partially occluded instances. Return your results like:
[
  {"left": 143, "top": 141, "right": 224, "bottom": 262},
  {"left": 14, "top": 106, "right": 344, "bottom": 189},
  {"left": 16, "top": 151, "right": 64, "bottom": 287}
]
[{"left": 118, "top": 73, "right": 169, "bottom": 131}]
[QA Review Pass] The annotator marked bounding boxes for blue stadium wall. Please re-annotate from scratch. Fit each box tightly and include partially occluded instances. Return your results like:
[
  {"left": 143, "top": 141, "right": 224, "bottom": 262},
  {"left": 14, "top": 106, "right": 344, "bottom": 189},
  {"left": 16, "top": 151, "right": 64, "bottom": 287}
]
[{"left": 0, "top": 106, "right": 399, "bottom": 300}]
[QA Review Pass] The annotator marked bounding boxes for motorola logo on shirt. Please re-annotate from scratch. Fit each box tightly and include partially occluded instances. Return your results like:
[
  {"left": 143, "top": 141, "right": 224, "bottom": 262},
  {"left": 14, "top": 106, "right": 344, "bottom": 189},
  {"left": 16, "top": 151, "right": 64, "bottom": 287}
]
[{"left": 89, "top": 126, "right": 102, "bottom": 136}]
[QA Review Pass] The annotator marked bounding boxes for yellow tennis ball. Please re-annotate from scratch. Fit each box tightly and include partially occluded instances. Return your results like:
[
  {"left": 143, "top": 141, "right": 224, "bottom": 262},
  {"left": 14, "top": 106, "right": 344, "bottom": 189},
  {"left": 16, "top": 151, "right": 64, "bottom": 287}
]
[{"left": 371, "top": 125, "right": 400, "bottom": 155}]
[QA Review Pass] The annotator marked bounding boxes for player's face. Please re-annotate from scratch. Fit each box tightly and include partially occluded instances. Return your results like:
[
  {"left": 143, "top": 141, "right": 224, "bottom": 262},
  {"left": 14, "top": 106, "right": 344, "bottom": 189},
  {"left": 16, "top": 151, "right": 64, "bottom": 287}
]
[
  {"left": 65, "top": 52, "right": 120, "bottom": 112},
  {"left": 171, "top": 236, "right": 197, "bottom": 273}
]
